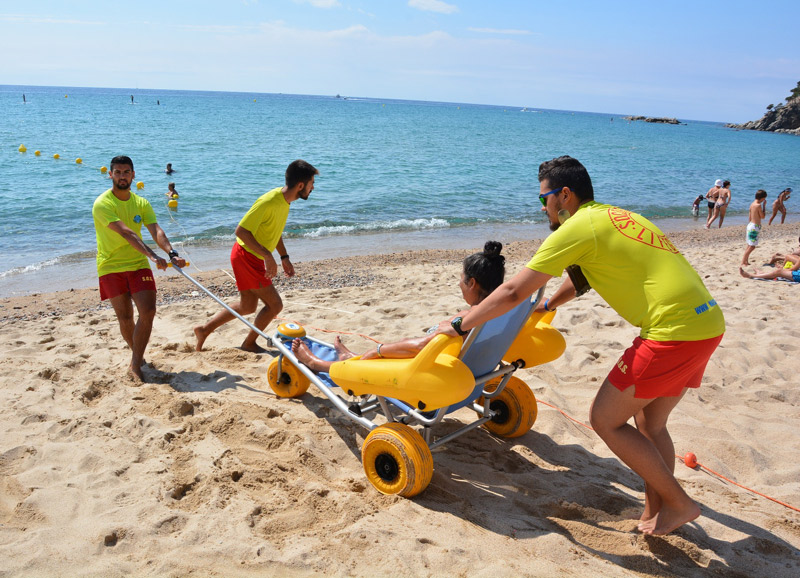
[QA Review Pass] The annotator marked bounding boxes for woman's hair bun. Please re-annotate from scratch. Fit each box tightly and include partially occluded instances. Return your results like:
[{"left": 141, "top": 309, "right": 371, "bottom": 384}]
[{"left": 483, "top": 240, "right": 503, "bottom": 257}]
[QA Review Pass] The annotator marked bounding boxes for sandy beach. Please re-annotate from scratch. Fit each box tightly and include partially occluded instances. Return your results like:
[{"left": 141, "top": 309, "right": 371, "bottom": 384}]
[{"left": 1, "top": 223, "right": 799, "bottom": 577}]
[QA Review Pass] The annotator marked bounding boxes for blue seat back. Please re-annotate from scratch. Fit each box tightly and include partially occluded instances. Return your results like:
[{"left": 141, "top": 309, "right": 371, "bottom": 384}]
[{"left": 460, "top": 297, "right": 536, "bottom": 376}]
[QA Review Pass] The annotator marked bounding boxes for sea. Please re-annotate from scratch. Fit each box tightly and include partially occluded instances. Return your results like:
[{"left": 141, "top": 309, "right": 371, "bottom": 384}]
[{"left": 2, "top": 84, "right": 799, "bottom": 298}]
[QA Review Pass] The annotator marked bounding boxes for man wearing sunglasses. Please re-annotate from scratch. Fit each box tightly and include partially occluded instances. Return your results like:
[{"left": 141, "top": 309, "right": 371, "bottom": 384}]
[{"left": 439, "top": 155, "right": 724, "bottom": 537}]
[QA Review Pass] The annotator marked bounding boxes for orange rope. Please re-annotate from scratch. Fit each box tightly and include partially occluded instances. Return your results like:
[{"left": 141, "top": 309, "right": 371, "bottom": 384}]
[
  {"left": 678, "top": 456, "right": 800, "bottom": 513},
  {"left": 536, "top": 398, "right": 800, "bottom": 514}
]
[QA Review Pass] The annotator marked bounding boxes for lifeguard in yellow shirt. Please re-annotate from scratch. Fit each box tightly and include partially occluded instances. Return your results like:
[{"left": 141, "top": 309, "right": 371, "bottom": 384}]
[
  {"left": 194, "top": 160, "right": 318, "bottom": 353},
  {"left": 93, "top": 155, "right": 186, "bottom": 382},
  {"left": 439, "top": 156, "right": 724, "bottom": 537}
]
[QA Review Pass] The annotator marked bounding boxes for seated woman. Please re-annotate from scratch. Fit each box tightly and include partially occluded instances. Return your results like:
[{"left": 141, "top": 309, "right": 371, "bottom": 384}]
[
  {"left": 292, "top": 241, "right": 506, "bottom": 372},
  {"left": 740, "top": 259, "right": 800, "bottom": 282}
]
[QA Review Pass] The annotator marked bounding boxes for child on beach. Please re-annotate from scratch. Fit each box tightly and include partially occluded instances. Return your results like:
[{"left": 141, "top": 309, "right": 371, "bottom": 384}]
[
  {"left": 691, "top": 194, "right": 704, "bottom": 217},
  {"left": 741, "top": 190, "right": 767, "bottom": 266}
]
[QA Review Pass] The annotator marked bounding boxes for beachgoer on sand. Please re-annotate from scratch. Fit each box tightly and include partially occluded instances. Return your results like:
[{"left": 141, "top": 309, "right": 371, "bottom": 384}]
[
  {"left": 766, "top": 235, "right": 800, "bottom": 267},
  {"left": 741, "top": 189, "right": 767, "bottom": 266},
  {"left": 691, "top": 194, "right": 704, "bottom": 217},
  {"left": 705, "top": 179, "right": 722, "bottom": 225},
  {"left": 740, "top": 258, "right": 800, "bottom": 282},
  {"left": 292, "top": 241, "right": 506, "bottom": 372},
  {"left": 438, "top": 155, "right": 725, "bottom": 537},
  {"left": 194, "top": 160, "right": 318, "bottom": 353},
  {"left": 706, "top": 180, "right": 731, "bottom": 229},
  {"left": 768, "top": 187, "right": 792, "bottom": 225},
  {"left": 92, "top": 155, "right": 186, "bottom": 382}
]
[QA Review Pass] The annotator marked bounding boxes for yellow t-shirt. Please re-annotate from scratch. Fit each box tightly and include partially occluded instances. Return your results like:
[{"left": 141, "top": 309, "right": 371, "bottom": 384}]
[
  {"left": 92, "top": 189, "right": 157, "bottom": 277},
  {"left": 527, "top": 201, "right": 725, "bottom": 341},
  {"left": 236, "top": 187, "right": 290, "bottom": 257}
]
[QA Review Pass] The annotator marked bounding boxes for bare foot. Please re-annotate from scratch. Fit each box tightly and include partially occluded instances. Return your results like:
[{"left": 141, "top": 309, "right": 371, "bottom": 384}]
[
  {"left": 128, "top": 364, "right": 144, "bottom": 383},
  {"left": 292, "top": 338, "right": 327, "bottom": 372},
  {"left": 739, "top": 266, "right": 753, "bottom": 279},
  {"left": 194, "top": 325, "right": 209, "bottom": 351},
  {"left": 333, "top": 336, "right": 356, "bottom": 361},
  {"left": 292, "top": 338, "right": 314, "bottom": 364},
  {"left": 639, "top": 502, "right": 700, "bottom": 536},
  {"left": 640, "top": 484, "right": 662, "bottom": 523},
  {"left": 241, "top": 341, "right": 268, "bottom": 354}
]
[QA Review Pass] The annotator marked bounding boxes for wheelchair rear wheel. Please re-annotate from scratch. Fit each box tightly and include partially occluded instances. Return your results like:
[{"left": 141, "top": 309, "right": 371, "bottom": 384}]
[
  {"left": 361, "top": 423, "right": 433, "bottom": 497},
  {"left": 477, "top": 376, "right": 537, "bottom": 438}
]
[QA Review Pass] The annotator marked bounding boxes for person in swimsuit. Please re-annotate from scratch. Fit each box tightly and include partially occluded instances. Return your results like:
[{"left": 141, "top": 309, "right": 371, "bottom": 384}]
[
  {"left": 768, "top": 187, "right": 792, "bottom": 225},
  {"left": 705, "top": 179, "right": 722, "bottom": 227},
  {"left": 741, "top": 190, "right": 767, "bottom": 266},
  {"left": 706, "top": 180, "right": 731, "bottom": 228},
  {"left": 740, "top": 259, "right": 800, "bottom": 282}
]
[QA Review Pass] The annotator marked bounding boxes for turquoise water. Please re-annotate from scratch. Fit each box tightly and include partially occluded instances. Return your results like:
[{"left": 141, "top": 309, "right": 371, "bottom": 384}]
[{"left": 2, "top": 84, "right": 799, "bottom": 297}]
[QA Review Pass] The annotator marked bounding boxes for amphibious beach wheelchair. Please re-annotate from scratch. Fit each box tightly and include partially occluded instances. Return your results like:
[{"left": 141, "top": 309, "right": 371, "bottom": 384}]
[{"left": 266, "top": 289, "right": 566, "bottom": 497}]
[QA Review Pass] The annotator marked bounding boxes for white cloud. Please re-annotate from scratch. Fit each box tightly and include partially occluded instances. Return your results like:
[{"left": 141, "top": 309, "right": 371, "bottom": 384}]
[
  {"left": 294, "top": 0, "right": 341, "bottom": 8},
  {"left": 408, "top": 0, "right": 459, "bottom": 15},
  {"left": 468, "top": 27, "right": 532, "bottom": 36},
  {"left": 0, "top": 14, "right": 105, "bottom": 26}
]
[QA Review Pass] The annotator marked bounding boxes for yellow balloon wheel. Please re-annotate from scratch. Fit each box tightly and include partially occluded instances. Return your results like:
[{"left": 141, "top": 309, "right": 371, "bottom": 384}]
[
  {"left": 477, "top": 376, "right": 537, "bottom": 438},
  {"left": 267, "top": 357, "right": 310, "bottom": 398},
  {"left": 361, "top": 422, "right": 433, "bottom": 497}
]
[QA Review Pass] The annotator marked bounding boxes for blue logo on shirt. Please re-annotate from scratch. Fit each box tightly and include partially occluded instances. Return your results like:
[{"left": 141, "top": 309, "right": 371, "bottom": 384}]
[
  {"left": 694, "top": 299, "right": 717, "bottom": 315},
  {"left": 134, "top": 215, "right": 142, "bottom": 223}
]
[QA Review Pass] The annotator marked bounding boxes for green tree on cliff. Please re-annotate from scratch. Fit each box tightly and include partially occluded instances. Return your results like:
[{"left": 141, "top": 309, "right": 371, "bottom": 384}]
[{"left": 788, "top": 80, "right": 800, "bottom": 102}]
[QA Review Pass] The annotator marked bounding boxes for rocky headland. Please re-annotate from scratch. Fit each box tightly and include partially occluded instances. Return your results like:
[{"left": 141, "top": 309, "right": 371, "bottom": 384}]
[{"left": 726, "top": 95, "right": 800, "bottom": 136}]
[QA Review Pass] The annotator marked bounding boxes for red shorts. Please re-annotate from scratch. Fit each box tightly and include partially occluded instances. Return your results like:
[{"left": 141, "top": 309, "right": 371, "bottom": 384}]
[
  {"left": 99, "top": 268, "right": 156, "bottom": 301},
  {"left": 607, "top": 334, "right": 723, "bottom": 399},
  {"left": 231, "top": 242, "right": 272, "bottom": 291}
]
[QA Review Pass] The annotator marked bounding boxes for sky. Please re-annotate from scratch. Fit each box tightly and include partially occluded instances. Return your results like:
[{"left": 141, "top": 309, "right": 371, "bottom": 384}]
[{"left": 1, "top": 0, "right": 798, "bottom": 122}]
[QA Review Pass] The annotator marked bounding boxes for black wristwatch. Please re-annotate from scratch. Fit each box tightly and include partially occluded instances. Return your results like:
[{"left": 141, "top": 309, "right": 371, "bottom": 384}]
[
  {"left": 451, "top": 316, "right": 469, "bottom": 336},
  {"left": 168, "top": 249, "right": 179, "bottom": 259}
]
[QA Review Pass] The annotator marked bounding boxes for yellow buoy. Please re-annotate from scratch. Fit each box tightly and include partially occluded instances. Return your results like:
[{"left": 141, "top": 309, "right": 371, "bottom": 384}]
[
  {"left": 35, "top": 150, "right": 41, "bottom": 156},
  {"left": 253, "top": 98, "right": 257, "bottom": 102},
  {"left": 53, "top": 153, "right": 60, "bottom": 159},
  {"left": 136, "top": 181, "right": 144, "bottom": 190},
  {"left": 76, "top": 158, "right": 82, "bottom": 164},
  {"left": 18, "top": 144, "right": 27, "bottom": 153},
  {"left": 64, "top": 94, "right": 68, "bottom": 98},
  {"left": 168, "top": 199, "right": 178, "bottom": 209},
  {"left": 100, "top": 166, "right": 108, "bottom": 174}
]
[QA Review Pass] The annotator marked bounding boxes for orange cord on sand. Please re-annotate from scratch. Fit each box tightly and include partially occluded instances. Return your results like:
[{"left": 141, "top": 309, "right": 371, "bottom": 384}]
[
  {"left": 537, "top": 400, "right": 800, "bottom": 514},
  {"left": 677, "top": 453, "right": 800, "bottom": 513}
]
